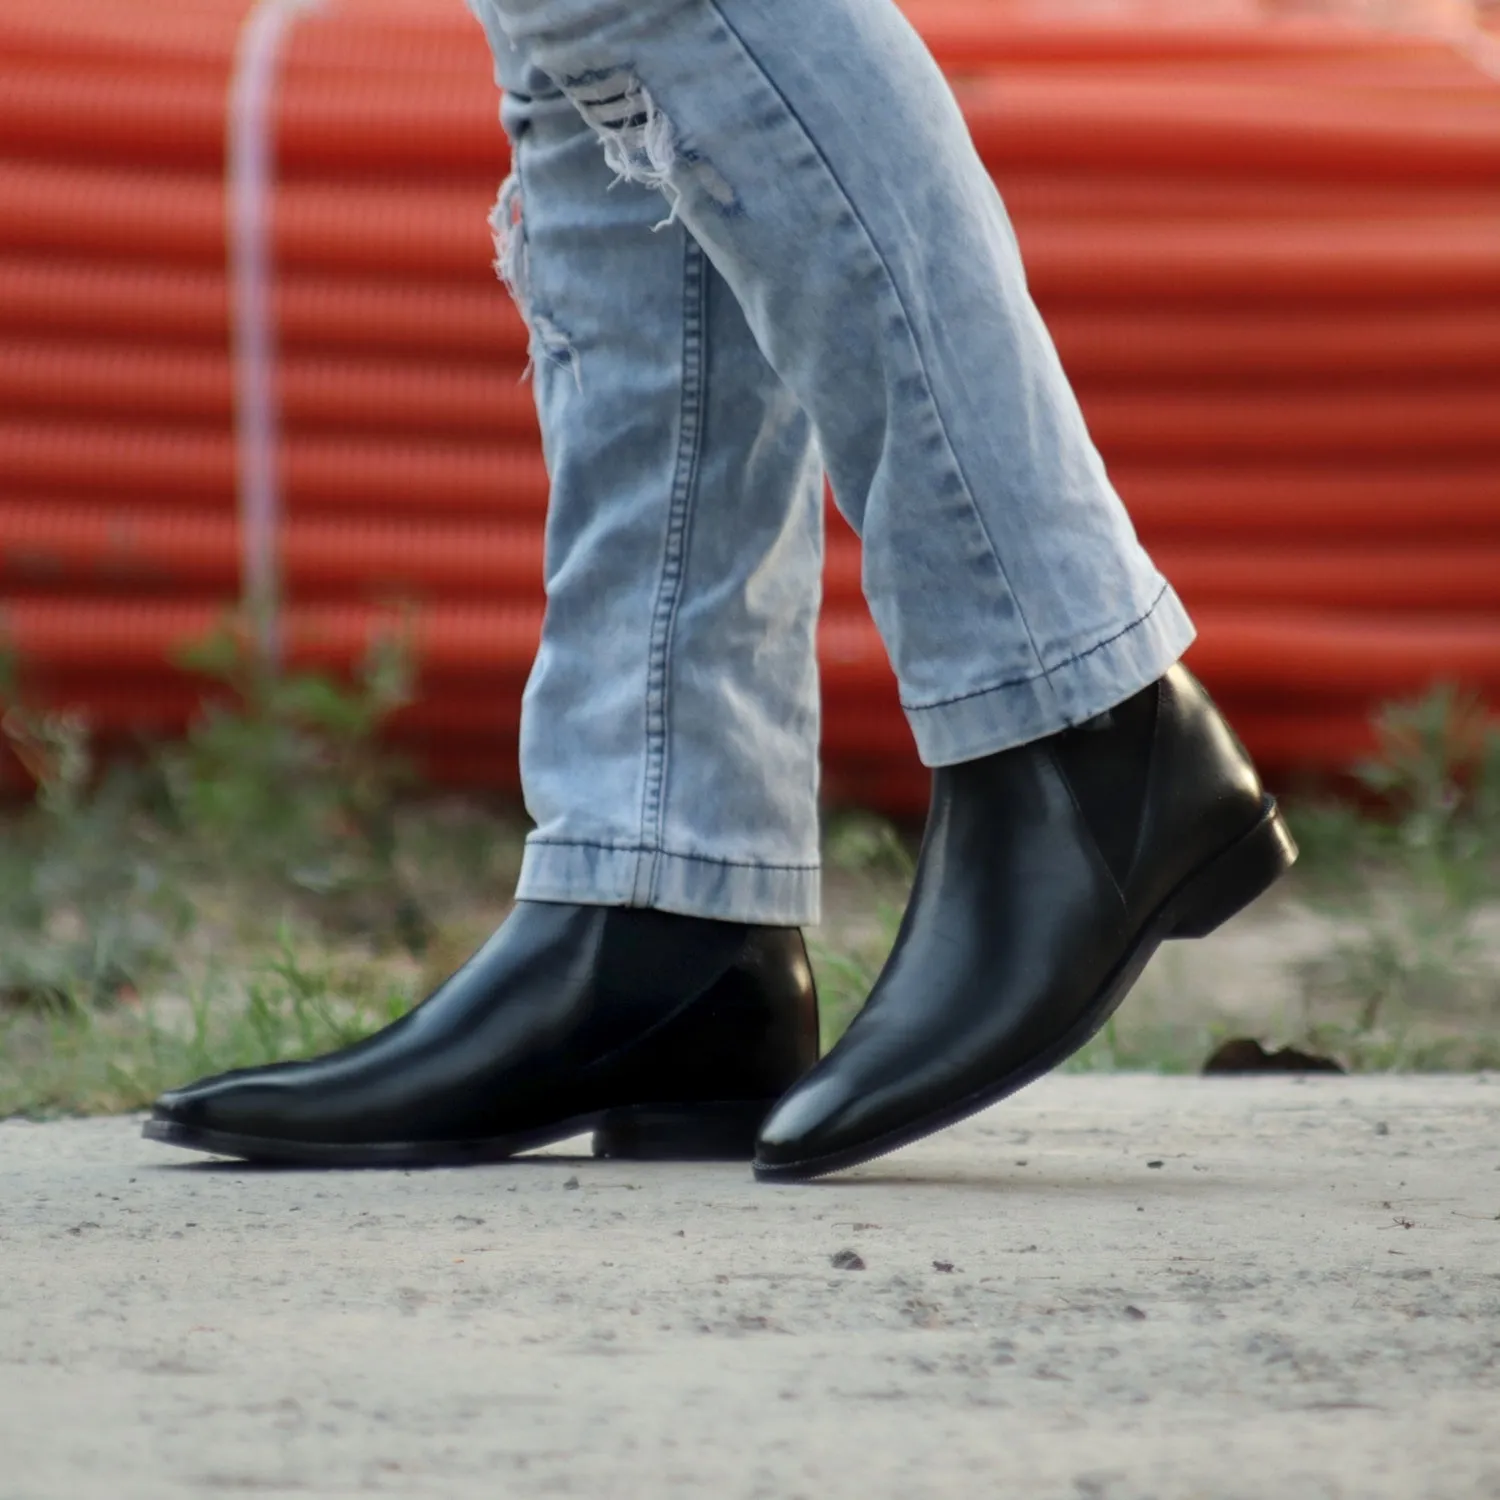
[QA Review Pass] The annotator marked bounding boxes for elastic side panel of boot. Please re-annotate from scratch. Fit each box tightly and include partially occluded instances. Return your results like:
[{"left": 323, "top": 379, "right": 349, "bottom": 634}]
[
  {"left": 1050, "top": 683, "right": 1160, "bottom": 890},
  {"left": 594, "top": 909, "right": 751, "bottom": 1011}
]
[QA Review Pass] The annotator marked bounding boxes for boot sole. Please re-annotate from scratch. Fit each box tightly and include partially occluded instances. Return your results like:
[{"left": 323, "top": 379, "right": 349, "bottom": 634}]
[
  {"left": 141, "top": 1097, "right": 775, "bottom": 1167},
  {"left": 754, "top": 796, "right": 1298, "bottom": 1183}
]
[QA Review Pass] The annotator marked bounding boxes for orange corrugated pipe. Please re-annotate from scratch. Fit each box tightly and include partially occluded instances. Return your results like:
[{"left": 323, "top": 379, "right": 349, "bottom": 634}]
[
  {"left": 5, "top": 679, "right": 937, "bottom": 760},
  {"left": 3, "top": 0, "right": 1465, "bottom": 73},
  {"left": 3, "top": 0, "right": 1498, "bottom": 801},
  {"left": 0, "top": 506, "right": 546, "bottom": 597},
  {"left": 957, "top": 74, "right": 1500, "bottom": 182},
  {"left": 1152, "top": 545, "right": 1500, "bottom": 610},
  {"left": 1076, "top": 385, "right": 1500, "bottom": 459},
  {"left": 10, "top": 341, "right": 1500, "bottom": 456},
  {"left": 9, "top": 161, "right": 1500, "bottom": 299},
  {"left": 1044, "top": 305, "right": 1500, "bottom": 379},
  {"left": 8, "top": 601, "right": 1499, "bottom": 695},
  {"left": 994, "top": 170, "right": 1500, "bottom": 221},
  {"left": 0, "top": 423, "right": 551, "bottom": 514},
  {"left": 0, "top": 341, "right": 538, "bottom": 439},
  {"left": 11, "top": 53, "right": 1497, "bottom": 178},
  {"left": 0, "top": 160, "right": 496, "bottom": 275},
  {"left": 0, "top": 257, "right": 529, "bottom": 358},
  {"left": 5, "top": 444, "right": 1496, "bottom": 545},
  {"left": 898, "top": 4, "right": 1478, "bottom": 68},
  {"left": 1111, "top": 466, "right": 1500, "bottom": 536},
  {"left": 10, "top": 506, "right": 1500, "bottom": 612},
  {"left": 12, "top": 258, "right": 1500, "bottom": 380}
]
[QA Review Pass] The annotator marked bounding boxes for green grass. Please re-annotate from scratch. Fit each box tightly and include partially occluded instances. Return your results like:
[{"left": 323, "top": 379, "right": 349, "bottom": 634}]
[
  {"left": 0, "top": 653, "right": 1496, "bottom": 1118},
  {"left": 0, "top": 943, "right": 413, "bottom": 1119}
]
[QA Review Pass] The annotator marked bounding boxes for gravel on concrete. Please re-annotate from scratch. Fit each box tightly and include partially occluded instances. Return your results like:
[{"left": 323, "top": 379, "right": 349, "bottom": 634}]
[{"left": 2, "top": 1075, "right": 1498, "bottom": 1500}]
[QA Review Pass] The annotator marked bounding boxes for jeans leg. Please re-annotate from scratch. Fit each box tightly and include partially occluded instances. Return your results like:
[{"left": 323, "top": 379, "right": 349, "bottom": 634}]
[
  {"left": 470, "top": 10, "right": 824, "bottom": 925},
  {"left": 480, "top": 0, "right": 1195, "bottom": 767}
]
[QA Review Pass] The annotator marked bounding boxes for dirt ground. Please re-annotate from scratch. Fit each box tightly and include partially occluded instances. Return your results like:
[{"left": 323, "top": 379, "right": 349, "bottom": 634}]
[{"left": 2, "top": 1075, "right": 1498, "bottom": 1500}]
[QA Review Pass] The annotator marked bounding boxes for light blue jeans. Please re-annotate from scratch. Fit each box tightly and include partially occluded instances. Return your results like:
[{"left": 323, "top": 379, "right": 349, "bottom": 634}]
[{"left": 466, "top": 0, "right": 1195, "bottom": 926}]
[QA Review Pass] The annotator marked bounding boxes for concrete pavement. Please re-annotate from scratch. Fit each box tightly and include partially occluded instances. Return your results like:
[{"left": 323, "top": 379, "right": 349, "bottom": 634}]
[{"left": 2, "top": 1075, "right": 1498, "bottom": 1499}]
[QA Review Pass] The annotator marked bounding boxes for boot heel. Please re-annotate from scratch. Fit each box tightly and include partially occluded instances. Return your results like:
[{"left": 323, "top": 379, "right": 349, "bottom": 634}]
[
  {"left": 591, "top": 1099, "right": 774, "bottom": 1161},
  {"left": 1168, "top": 800, "right": 1298, "bottom": 939}
]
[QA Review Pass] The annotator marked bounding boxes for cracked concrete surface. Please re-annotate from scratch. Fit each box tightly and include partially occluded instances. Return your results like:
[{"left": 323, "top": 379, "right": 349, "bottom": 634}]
[{"left": 2, "top": 1075, "right": 1498, "bottom": 1499}]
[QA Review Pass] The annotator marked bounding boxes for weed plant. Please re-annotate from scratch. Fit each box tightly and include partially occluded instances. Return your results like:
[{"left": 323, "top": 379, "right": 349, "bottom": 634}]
[
  {"left": 0, "top": 625, "right": 522, "bottom": 1115},
  {"left": 159, "top": 622, "right": 435, "bottom": 954},
  {"left": 1288, "top": 685, "right": 1500, "bottom": 1057}
]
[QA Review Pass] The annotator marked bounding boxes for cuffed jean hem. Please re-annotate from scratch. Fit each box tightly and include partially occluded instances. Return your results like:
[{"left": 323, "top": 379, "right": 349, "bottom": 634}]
[
  {"left": 516, "top": 838, "right": 821, "bottom": 926},
  {"left": 905, "top": 583, "right": 1198, "bottom": 768}
]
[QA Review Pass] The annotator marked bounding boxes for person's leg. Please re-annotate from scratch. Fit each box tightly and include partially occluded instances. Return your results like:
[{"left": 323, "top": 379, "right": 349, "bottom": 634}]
[
  {"left": 480, "top": 0, "right": 1193, "bottom": 755},
  {"left": 141, "top": 19, "right": 827, "bottom": 1166},
  {"left": 479, "top": 29, "right": 826, "bottom": 927},
  {"left": 481, "top": 0, "right": 1295, "bottom": 1180}
]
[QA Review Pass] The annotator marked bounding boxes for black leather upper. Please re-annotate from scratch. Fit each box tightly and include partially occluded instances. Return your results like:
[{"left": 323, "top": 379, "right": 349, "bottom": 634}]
[
  {"left": 755, "top": 664, "right": 1272, "bottom": 1171},
  {"left": 154, "top": 902, "right": 818, "bottom": 1147}
]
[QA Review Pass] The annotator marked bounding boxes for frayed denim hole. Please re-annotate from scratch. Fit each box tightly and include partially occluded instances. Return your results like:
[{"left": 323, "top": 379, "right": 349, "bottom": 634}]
[
  {"left": 488, "top": 171, "right": 579, "bottom": 385},
  {"left": 560, "top": 68, "right": 739, "bottom": 223}
]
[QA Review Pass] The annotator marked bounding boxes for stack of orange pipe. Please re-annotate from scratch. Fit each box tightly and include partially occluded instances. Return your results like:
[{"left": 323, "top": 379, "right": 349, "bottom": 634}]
[{"left": 3, "top": 0, "right": 1499, "bottom": 814}]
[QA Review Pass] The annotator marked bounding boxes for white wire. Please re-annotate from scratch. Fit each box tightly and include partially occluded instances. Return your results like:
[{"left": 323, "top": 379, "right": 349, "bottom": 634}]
[{"left": 226, "top": 0, "right": 324, "bottom": 669}]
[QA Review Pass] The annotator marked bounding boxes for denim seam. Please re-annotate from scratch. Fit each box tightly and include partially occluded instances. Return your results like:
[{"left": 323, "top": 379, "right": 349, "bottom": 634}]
[
  {"left": 900, "top": 582, "right": 1171, "bottom": 714},
  {"left": 700, "top": 0, "right": 1050, "bottom": 690},
  {"left": 528, "top": 838, "right": 820, "bottom": 873},
  {"left": 633, "top": 236, "right": 709, "bottom": 907}
]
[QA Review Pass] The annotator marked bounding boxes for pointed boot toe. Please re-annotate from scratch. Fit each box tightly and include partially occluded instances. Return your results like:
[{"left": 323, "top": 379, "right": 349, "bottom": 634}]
[
  {"left": 755, "top": 665, "right": 1296, "bottom": 1182},
  {"left": 753, "top": 1074, "right": 859, "bottom": 1173},
  {"left": 148, "top": 1074, "right": 232, "bottom": 1131},
  {"left": 144, "top": 903, "right": 818, "bottom": 1167},
  {"left": 146, "top": 1088, "right": 196, "bottom": 1135},
  {"left": 144, "top": 1064, "right": 328, "bottom": 1160},
  {"left": 150, "top": 1087, "right": 189, "bottom": 1122}
]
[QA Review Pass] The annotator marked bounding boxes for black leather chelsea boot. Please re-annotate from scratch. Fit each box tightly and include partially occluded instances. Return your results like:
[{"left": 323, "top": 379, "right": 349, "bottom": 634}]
[
  {"left": 144, "top": 902, "right": 818, "bottom": 1165},
  {"left": 755, "top": 665, "right": 1296, "bottom": 1181}
]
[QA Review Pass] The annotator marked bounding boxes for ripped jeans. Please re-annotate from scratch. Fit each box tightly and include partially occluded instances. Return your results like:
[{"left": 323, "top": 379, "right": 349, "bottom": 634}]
[{"left": 466, "top": 0, "right": 1195, "bottom": 925}]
